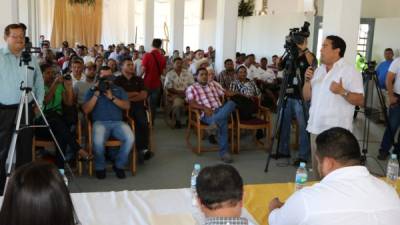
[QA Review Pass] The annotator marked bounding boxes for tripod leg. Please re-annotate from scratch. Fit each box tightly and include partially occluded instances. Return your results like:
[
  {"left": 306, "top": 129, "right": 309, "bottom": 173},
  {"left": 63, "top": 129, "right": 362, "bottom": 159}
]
[
  {"left": 6, "top": 90, "right": 27, "bottom": 176},
  {"left": 30, "top": 93, "right": 68, "bottom": 165}
]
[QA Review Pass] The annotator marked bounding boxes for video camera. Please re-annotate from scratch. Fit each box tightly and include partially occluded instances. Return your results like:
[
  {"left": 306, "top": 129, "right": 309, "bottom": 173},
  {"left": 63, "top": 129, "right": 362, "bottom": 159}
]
[
  {"left": 90, "top": 77, "right": 112, "bottom": 93},
  {"left": 20, "top": 37, "right": 41, "bottom": 66},
  {"left": 284, "top": 21, "right": 311, "bottom": 52}
]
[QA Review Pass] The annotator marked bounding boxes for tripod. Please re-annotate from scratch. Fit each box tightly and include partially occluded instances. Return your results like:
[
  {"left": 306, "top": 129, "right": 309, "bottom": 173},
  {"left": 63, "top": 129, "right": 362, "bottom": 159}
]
[
  {"left": 5, "top": 56, "right": 69, "bottom": 189},
  {"left": 264, "top": 49, "right": 311, "bottom": 172},
  {"left": 359, "top": 64, "right": 393, "bottom": 168}
]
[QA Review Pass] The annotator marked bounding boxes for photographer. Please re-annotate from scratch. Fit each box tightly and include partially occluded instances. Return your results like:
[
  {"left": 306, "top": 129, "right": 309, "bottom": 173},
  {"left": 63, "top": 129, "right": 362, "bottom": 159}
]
[
  {"left": 82, "top": 66, "right": 134, "bottom": 179},
  {"left": 0, "top": 23, "right": 44, "bottom": 195},
  {"left": 274, "top": 37, "right": 316, "bottom": 166},
  {"left": 35, "top": 64, "right": 91, "bottom": 169},
  {"left": 377, "top": 56, "right": 400, "bottom": 160},
  {"left": 303, "top": 35, "right": 364, "bottom": 178}
]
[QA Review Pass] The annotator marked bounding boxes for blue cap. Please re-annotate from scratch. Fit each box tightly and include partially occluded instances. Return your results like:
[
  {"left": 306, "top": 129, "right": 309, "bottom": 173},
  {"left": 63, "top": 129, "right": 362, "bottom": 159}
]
[
  {"left": 194, "top": 164, "right": 201, "bottom": 170},
  {"left": 300, "top": 162, "right": 306, "bottom": 168}
]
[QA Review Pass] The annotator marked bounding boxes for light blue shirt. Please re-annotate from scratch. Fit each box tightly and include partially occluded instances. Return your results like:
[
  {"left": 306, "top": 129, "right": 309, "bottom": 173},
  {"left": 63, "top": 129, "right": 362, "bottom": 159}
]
[{"left": 0, "top": 46, "right": 44, "bottom": 105}]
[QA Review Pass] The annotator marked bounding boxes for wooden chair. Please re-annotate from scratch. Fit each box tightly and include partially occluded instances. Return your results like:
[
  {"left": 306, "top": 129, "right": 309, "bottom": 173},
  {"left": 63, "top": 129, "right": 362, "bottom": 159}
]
[
  {"left": 235, "top": 96, "right": 272, "bottom": 153},
  {"left": 86, "top": 112, "right": 137, "bottom": 176},
  {"left": 143, "top": 99, "right": 154, "bottom": 153},
  {"left": 32, "top": 117, "right": 85, "bottom": 175},
  {"left": 186, "top": 104, "right": 235, "bottom": 155}
]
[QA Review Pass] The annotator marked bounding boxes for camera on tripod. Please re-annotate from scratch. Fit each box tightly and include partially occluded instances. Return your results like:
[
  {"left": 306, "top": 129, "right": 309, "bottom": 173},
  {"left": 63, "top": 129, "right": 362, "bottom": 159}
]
[
  {"left": 284, "top": 22, "right": 311, "bottom": 51},
  {"left": 21, "top": 37, "right": 41, "bottom": 65},
  {"left": 363, "top": 60, "right": 377, "bottom": 73}
]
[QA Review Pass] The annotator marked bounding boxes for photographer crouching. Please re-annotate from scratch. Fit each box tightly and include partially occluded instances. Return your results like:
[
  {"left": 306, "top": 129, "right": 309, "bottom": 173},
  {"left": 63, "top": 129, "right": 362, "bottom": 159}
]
[
  {"left": 0, "top": 23, "right": 44, "bottom": 195},
  {"left": 273, "top": 22, "right": 316, "bottom": 167}
]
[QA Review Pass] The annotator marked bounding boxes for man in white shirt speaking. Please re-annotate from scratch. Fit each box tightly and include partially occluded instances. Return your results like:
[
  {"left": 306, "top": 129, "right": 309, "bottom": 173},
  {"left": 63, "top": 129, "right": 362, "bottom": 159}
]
[
  {"left": 268, "top": 127, "right": 400, "bottom": 225},
  {"left": 303, "top": 35, "right": 364, "bottom": 177}
]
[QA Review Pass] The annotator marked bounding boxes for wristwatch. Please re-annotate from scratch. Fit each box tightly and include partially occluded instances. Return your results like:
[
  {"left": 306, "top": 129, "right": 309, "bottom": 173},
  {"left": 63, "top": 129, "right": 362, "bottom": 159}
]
[{"left": 111, "top": 96, "right": 116, "bottom": 102}]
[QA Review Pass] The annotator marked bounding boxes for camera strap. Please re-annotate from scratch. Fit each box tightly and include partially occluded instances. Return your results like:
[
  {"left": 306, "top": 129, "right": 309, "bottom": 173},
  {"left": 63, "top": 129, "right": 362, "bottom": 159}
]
[{"left": 151, "top": 52, "right": 162, "bottom": 76}]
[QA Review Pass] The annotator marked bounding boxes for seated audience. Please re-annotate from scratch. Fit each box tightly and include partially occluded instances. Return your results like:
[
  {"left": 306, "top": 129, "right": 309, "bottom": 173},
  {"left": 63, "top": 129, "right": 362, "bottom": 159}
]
[
  {"left": 268, "top": 127, "right": 400, "bottom": 225},
  {"left": 0, "top": 162, "right": 78, "bottom": 225},
  {"left": 114, "top": 58, "right": 152, "bottom": 163},
  {"left": 216, "top": 59, "right": 237, "bottom": 90},
  {"left": 229, "top": 66, "right": 264, "bottom": 140},
  {"left": 82, "top": 66, "right": 134, "bottom": 179},
  {"left": 186, "top": 68, "right": 236, "bottom": 163},
  {"left": 94, "top": 55, "right": 104, "bottom": 73},
  {"left": 74, "top": 62, "right": 96, "bottom": 106},
  {"left": 268, "top": 55, "right": 280, "bottom": 75},
  {"left": 107, "top": 58, "right": 121, "bottom": 77},
  {"left": 241, "top": 54, "right": 258, "bottom": 80},
  {"left": 164, "top": 57, "right": 194, "bottom": 128},
  {"left": 83, "top": 47, "right": 97, "bottom": 64},
  {"left": 190, "top": 49, "right": 206, "bottom": 75},
  {"left": 36, "top": 64, "right": 91, "bottom": 168},
  {"left": 230, "top": 65, "right": 261, "bottom": 98},
  {"left": 69, "top": 57, "right": 86, "bottom": 86},
  {"left": 132, "top": 50, "right": 143, "bottom": 77},
  {"left": 196, "top": 164, "right": 253, "bottom": 225}
]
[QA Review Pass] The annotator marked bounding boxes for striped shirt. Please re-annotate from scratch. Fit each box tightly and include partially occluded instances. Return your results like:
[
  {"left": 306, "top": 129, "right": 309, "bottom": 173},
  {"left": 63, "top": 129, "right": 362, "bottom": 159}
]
[
  {"left": 204, "top": 217, "right": 249, "bottom": 225},
  {"left": 186, "top": 81, "right": 224, "bottom": 110}
]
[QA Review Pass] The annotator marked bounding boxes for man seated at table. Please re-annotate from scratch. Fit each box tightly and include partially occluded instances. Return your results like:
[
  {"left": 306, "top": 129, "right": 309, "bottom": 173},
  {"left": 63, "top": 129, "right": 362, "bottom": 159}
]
[
  {"left": 268, "top": 127, "right": 400, "bottom": 225},
  {"left": 196, "top": 164, "right": 254, "bottom": 225},
  {"left": 186, "top": 68, "right": 236, "bottom": 163}
]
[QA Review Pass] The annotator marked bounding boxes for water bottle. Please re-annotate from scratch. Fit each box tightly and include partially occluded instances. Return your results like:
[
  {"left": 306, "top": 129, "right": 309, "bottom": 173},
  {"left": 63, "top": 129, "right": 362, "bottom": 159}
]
[
  {"left": 295, "top": 162, "right": 308, "bottom": 191},
  {"left": 386, "top": 154, "right": 399, "bottom": 188},
  {"left": 59, "top": 169, "right": 68, "bottom": 187},
  {"left": 191, "top": 163, "right": 201, "bottom": 206}
]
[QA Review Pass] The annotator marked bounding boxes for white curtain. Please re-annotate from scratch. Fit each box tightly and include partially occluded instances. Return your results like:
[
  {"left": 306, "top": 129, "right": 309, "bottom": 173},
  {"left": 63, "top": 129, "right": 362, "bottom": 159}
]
[
  {"left": 38, "top": 0, "right": 55, "bottom": 43},
  {"left": 101, "top": 0, "right": 135, "bottom": 46}
]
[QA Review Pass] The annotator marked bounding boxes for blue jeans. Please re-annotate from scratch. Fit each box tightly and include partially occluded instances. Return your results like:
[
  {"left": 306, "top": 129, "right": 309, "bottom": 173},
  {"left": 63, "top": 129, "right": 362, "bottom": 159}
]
[
  {"left": 148, "top": 87, "right": 161, "bottom": 124},
  {"left": 201, "top": 101, "right": 236, "bottom": 157},
  {"left": 380, "top": 103, "right": 400, "bottom": 154},
  {"left": 278, "top": 98, "right": 310, "bottom": 160},
  {"left": 92, "top": 121, "right": 134, "bottom": 170}
]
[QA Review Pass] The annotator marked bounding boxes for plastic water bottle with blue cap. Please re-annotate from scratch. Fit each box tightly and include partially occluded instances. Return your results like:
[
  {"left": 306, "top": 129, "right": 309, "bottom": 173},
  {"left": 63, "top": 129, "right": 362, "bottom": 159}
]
[
  {"left": 386, "top": 154, "right": 399, "bottom": 188},
  {"left": 295, "top": 162, "right": 308, "bottom": 191},
  {"left": 191, "top": 163, "right": 201, "bottom": 206}
]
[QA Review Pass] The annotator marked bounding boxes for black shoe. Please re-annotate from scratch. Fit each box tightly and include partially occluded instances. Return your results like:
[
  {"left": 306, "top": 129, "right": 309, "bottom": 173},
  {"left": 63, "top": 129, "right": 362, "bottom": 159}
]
[
  {"left": 293, "top": 158, "right": 307, "bottom": 167},
  {"left": 208, "top": 135, "right": 218, "bottom": 145},
  {"left": 95, "top": 170, "right": 106, "bottom": 179},
  {"left": 175, "top": 120, "right": 182, "bottom": 129},
  {"left": 138, "top": 151, "right": 145, "bottom": 164},
  {"left": 112, "top": 166, "right": 126, "bottom": 179},
  {"left": 143, "top": 150, "right": 154, "bottom": 160},
  {"left": 270, "top": 152, "right": 291, "bottom": 159},
  {"left": 377, "top": 151, "right": 390, "bottom": 160},
  {"left": 256, "top": 129, "right": 265, "bottom": 140}
]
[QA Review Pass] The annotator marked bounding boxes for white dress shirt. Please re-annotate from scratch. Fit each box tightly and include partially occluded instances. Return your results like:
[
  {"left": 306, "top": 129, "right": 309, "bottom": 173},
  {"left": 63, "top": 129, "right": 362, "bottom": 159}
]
[
  {"left": 255, "top": 67, "right": 276, "bottom": 83},
  {"left": 71, "top": 73, "right": 87, "bottom": 87},
  {"left": 241, "top": 64, "right": 259, "bottom": 81},
  {"left": 307, "top": 58, "right": 364, "bottom": 135},
  {"left": 388, "top": 57, "right": 400, "bottom": 95},
  {"left": 269, "top": 166, "right": 400, "bottom": 225}
]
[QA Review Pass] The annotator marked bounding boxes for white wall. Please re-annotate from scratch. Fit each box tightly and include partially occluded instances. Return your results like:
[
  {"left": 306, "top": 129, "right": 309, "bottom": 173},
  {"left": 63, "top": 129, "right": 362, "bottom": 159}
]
[
  {"left": 237, "top": 14, "right": 314, "bottom": 61},
  {"left": 371, "top": 17, "right": 400, "bottom": 62},
  {"left": 198, "top": 0, "right": 216, "bottom": 50},
  {"left": 362, "top": 0, "right": 400, "bottom": 18}
]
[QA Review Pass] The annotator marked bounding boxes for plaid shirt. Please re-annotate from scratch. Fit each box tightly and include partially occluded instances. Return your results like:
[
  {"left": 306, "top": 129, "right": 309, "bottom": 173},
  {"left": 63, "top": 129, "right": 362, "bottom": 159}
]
[
  {"left": 186, "top": 81, "right": 224, "bottom": 110},
  {"left": 217, "top": 70, "right": 237, "bottom": 90},
  {"left": 204, "top": 217, "right": 249, "bottom": 225}
]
